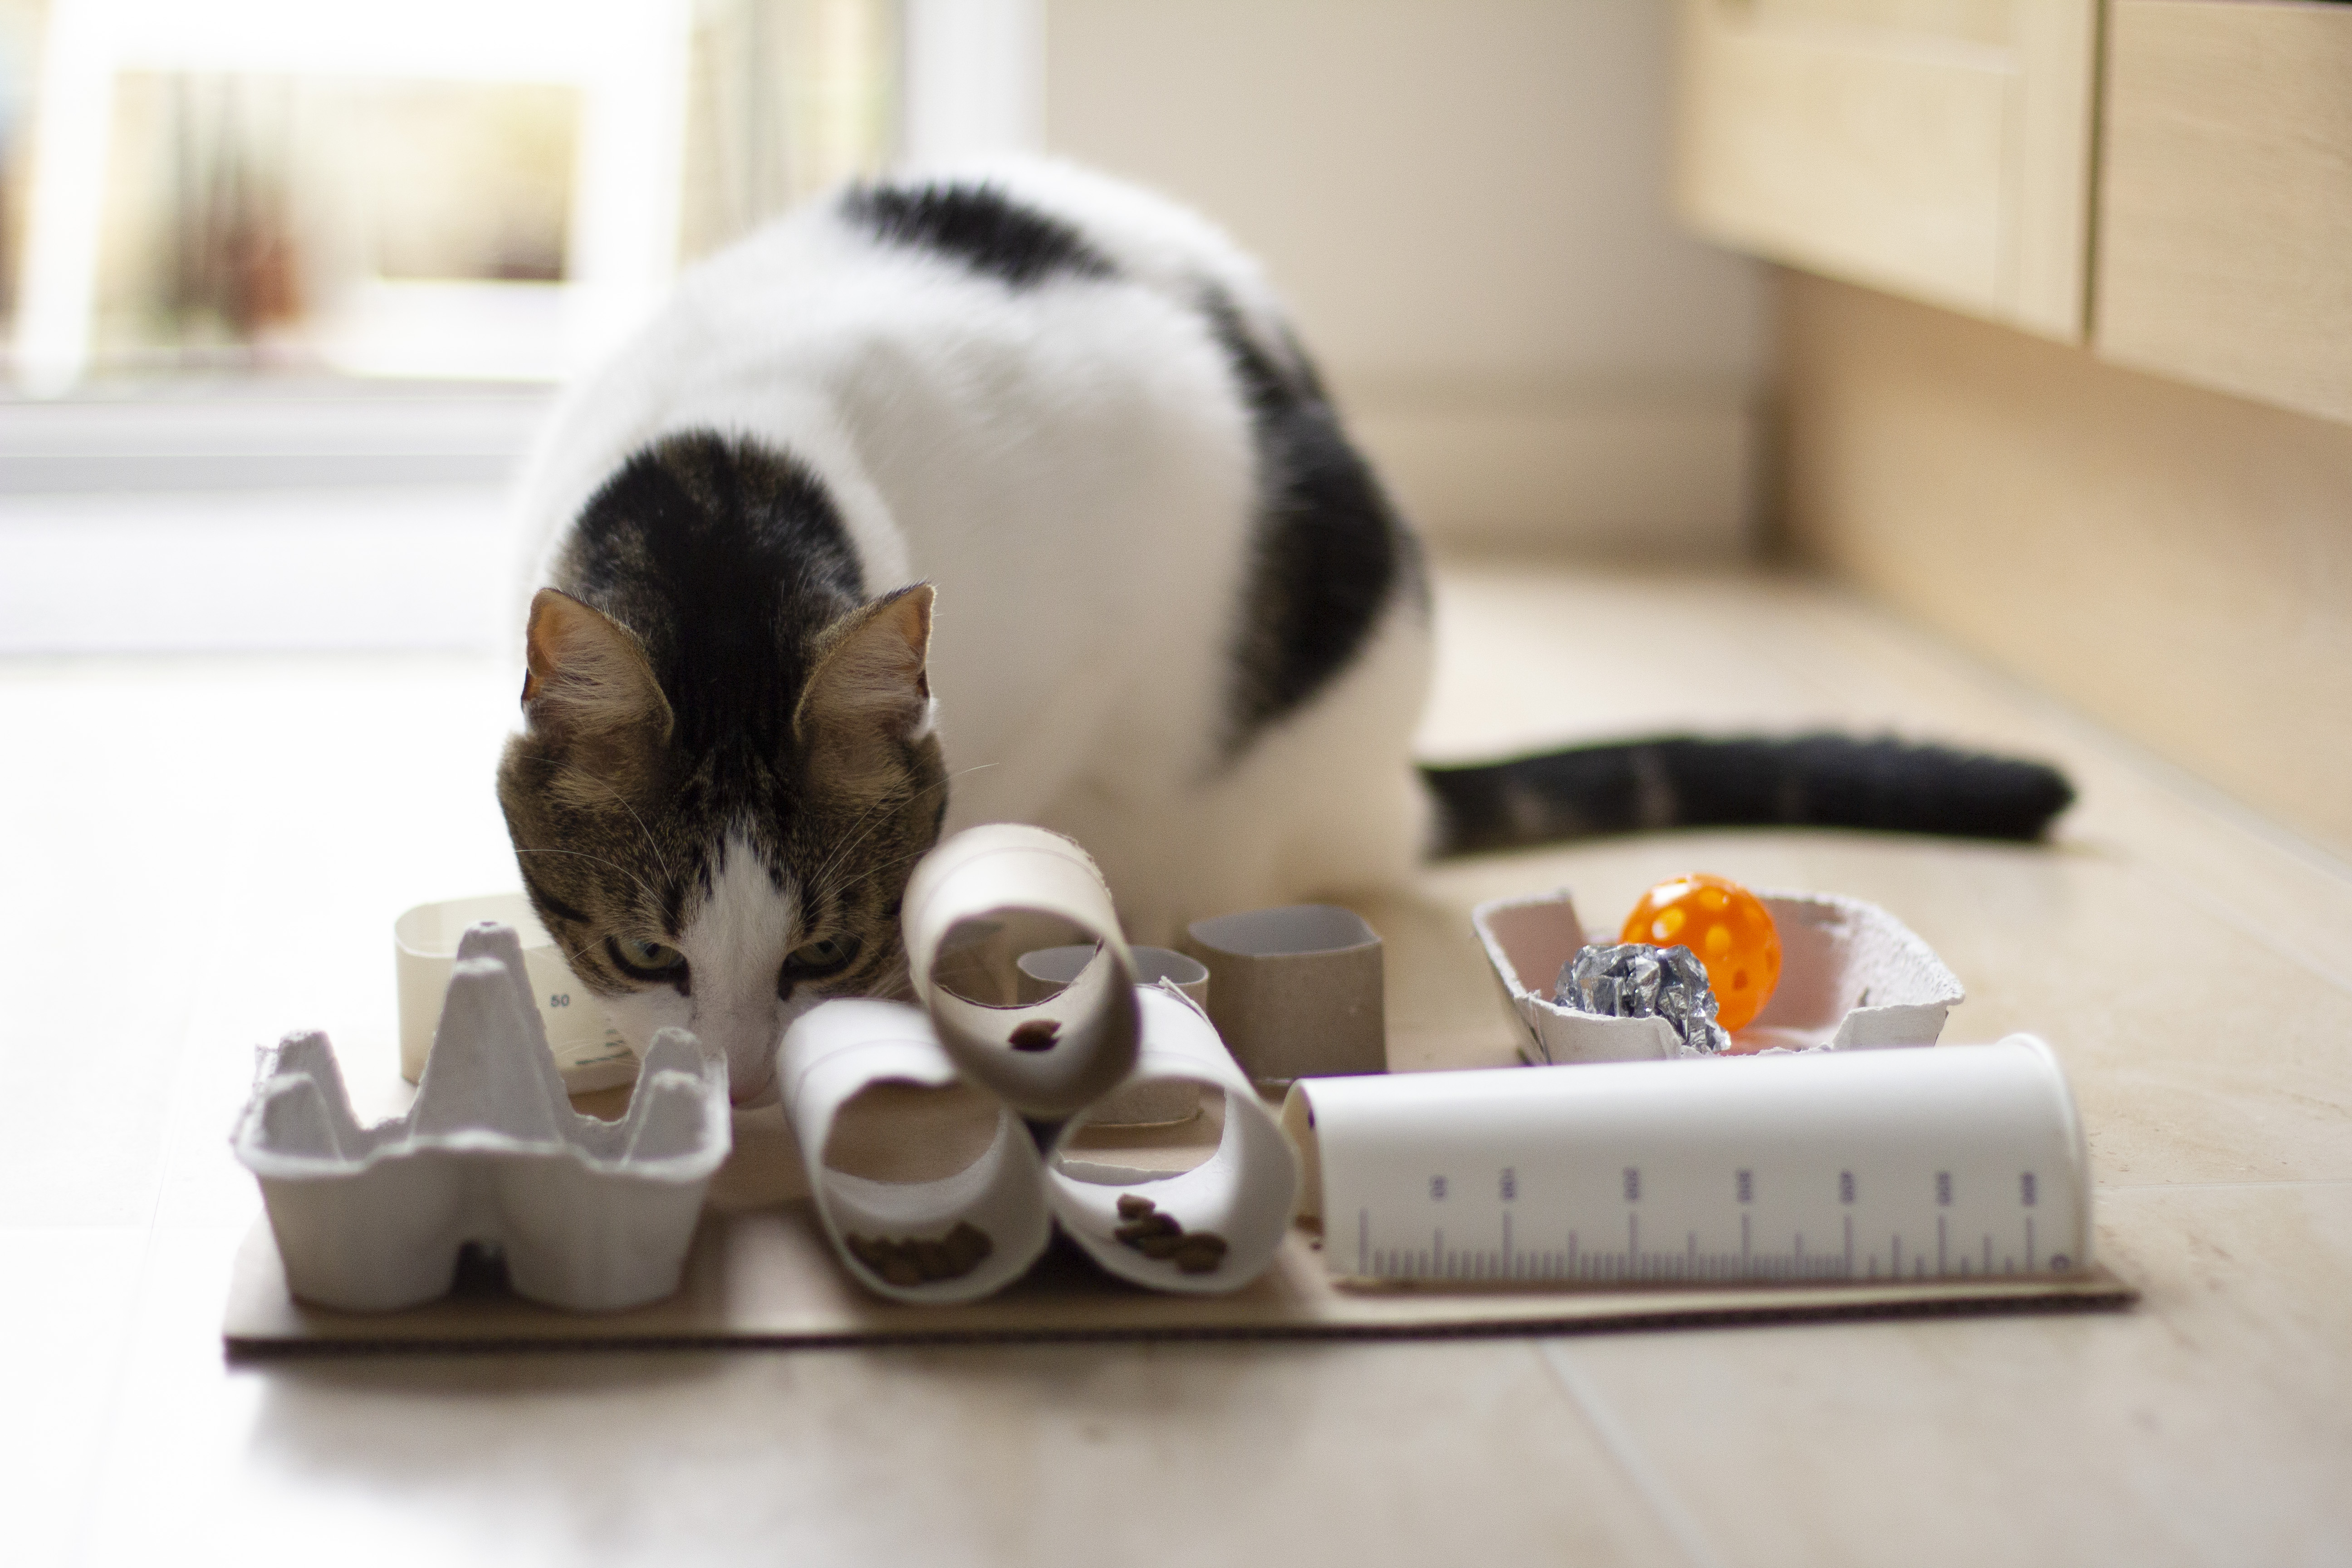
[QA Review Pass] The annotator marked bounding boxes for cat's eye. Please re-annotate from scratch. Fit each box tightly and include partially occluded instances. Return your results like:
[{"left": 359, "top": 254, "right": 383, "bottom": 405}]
[
  {"left": 608, "top": 935, "right": 687, "bottom": 982},
  {"left": 780, "top": 935, "right": 861, "bottom": 986}
]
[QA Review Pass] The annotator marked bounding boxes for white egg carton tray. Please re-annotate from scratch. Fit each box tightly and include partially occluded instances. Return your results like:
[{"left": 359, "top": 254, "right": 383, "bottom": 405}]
[
  {"left": 1471, "top": 887, "right": 1964, "bottom": 1064},
  {"left": 231, "top": 922, "right": 730, "bottom": 1313}
]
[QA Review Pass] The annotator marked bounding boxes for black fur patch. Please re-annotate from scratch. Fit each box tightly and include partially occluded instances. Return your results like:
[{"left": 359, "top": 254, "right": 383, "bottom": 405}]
[
  {"left": 840, "top": 180, "right": 1116, "bottom": 290},
  {"left": 1207, "top": 289, "right": 1423, "bottom": 756},
  {"left": 1423, "top": 735, "right": 2077, "bottom": 853},
  {"left": 561, "top": 432, "right": 865, "bottom": 765}
]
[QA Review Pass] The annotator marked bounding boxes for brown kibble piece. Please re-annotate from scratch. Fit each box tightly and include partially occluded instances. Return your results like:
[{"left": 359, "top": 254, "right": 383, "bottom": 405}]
[
  {"left": 1135, "top": 1231, "right": 1186, "bottom": 1259},
  {"left": 911, "top": 1240, "right": 955, "bottom": 1280},
  {"left": 1116, "top": 1214, "right": 1180, "bottom": 1243},
  {"left": 878, "top": 1250, "right": 923, "bottom": 1288},
  {"left": 942, "top": 1221, "right": 993, "bottom": 1269},
  {"left": 1008, "top": 1019, "right": 1061, "bottom": 1051},
  {"left": 1172, "top": 1233, "right": 1228, "bottom": 1274},
  {"left": 844, "top": 1233, "right": 885, "bottom": 1269},
  {"left": 1116, "top": 1193, "right": 1157, "bottom": 1219}
]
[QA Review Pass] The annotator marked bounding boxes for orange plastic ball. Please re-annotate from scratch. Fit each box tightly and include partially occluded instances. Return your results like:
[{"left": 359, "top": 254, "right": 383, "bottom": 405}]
[{"left": 1620, "top": 873, "right": 1782, "bottom": 1034}]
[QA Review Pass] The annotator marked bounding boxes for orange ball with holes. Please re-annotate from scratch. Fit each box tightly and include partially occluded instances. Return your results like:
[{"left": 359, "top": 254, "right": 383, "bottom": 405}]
[{"left": 1620, "top": 873, "right": 1782, "bottom": 1033}]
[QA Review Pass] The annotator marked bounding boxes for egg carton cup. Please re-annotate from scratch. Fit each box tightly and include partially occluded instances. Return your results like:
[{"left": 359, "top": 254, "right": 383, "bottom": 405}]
[
  {"left": 1472, "top": 888, "right": 1963, "bottom": 1064},
  {"left": 231, "top": 922, "right": 731, "bottom": 1313}
]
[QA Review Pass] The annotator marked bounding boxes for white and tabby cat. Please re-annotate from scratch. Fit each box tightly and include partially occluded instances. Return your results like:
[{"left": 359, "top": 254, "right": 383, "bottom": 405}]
[{"left": 500, "top": 161, "right": 2068, "bottom": 1102}]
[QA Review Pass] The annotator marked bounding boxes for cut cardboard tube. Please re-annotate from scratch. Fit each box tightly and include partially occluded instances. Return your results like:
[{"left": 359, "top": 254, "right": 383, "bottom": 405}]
[
  {"left": 1472, "top": 888, "right": 1964, "bottom": 1063},
  {"left": 1180, "top": 904, "right": 1385, "bottom": 1084},
  {"left": 904, "top": 825, "right": 1141, "bottom": 1118},
  {"left": 778, "top": 1000, "right": 1052, "bottom": 1305},
  {"left": 1019, "top": 945, "right": 1206, "bottom": 1125},
  {"left": 396, "top": 893, "right": 638, "bottom": 1093},
  {"left": 1043, "top": 983, "right": 1299, "bottom": 1294},
  {"left": 234, "top": 922, "right": 730, "bottom": 1313}
]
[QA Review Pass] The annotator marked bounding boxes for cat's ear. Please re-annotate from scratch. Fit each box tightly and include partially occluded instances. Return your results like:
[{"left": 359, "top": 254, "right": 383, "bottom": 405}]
[
  {"left": 795, "top": 584, "right": 936, "bottom": 773},
  {"left": 519, "top": 588, "right": 674, "bottom": 752}
]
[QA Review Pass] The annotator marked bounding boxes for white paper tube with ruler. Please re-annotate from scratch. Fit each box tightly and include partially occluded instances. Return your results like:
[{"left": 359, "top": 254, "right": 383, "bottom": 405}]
[{"left": 1283, "top": 1036, "right": 2091, "bottom": 1286}]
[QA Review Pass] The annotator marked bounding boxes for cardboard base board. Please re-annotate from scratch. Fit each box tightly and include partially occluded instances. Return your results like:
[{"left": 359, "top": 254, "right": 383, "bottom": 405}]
[{"left": 222, "top": 1203, "right": 2135, "bottom": 1357}]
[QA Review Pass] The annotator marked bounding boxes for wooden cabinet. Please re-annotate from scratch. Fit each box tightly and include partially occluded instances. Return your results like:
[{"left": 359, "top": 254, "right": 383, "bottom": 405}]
[
  {"left": 1677, "top": 0, "right": 2352, "bottom": 423},
  {"left": 1672, "top": 0, "right": 2099, "bottom": 341},
  {"left": 2095, "top": 1, "right": 2352, "bottom": 426}
]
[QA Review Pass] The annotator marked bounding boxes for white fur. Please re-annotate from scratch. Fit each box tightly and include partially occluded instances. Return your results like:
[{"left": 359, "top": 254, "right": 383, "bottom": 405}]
[
  {"left": 593, "top": 831, "right": 826, "bottom": 1102},
  {"left": 517, "top": 159, "right": 1434, "bottom": 972}
]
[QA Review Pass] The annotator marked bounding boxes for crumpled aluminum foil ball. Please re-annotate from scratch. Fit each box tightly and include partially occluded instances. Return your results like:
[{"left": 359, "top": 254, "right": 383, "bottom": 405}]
[{"left": 1553, "top": 942, "right": 1732, "bottom": 1054}]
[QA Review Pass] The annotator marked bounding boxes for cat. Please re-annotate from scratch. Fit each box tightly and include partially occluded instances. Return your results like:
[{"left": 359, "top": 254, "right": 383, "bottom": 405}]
[{"left": 499, "top": 160, "right": 2070, "bottom": 1103}]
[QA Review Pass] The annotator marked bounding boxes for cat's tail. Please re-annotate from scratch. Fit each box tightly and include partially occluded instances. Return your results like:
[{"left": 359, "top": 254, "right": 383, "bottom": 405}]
[{"left": 1421, "top": 734, "right": 2075, "bottom": 857}]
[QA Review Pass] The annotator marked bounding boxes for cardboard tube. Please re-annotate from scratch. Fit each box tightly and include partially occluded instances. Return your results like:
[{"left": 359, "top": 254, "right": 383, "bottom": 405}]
[
  {"left": 778, "top": 1000, "right": 1052, "bottom": 1304},
  {"left": 1043, "top": 984, "right": 1299, "bottom": 1294},
  {"left": 1181, "top": 904, "right": 1386, "bottom": 1084},
  {"left": 1019, "top": 945, "right": 1207, "bottom": 1125},
  {"left": 394, "top": 894, "right": 638, "bottom": 1093},
  {"left": 903, "top": 826, "right": 1140, "bottom": 1118}
]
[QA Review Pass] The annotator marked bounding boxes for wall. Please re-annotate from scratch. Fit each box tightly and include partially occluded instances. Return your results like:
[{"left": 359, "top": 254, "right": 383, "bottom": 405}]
[
  {"left": 1782, "top": 270, "right": 2352, "bottom": 862},
  {"left": 1039, "top": 0, "right": 1769, "bottom": 556}
]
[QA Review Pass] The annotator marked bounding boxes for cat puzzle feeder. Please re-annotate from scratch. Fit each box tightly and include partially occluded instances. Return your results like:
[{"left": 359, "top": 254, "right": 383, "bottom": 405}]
[
  {"left": 1473, "top": 888, "right": 1964, "bottom": 1064},
  {"left": 786, "top": 824, "right": 1301, "bottom": 1303},
  {"left": 232, "top": 922, "right": 730, "bottom": 1313}
]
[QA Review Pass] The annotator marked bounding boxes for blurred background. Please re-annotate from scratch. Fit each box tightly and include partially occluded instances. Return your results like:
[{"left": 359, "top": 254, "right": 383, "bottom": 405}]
[
  {"left": 0, "top": 0, "right": 1764, "bottom": 655},
  {"left": 3, "top": 0, "right": 2346, "bottom": 864}
]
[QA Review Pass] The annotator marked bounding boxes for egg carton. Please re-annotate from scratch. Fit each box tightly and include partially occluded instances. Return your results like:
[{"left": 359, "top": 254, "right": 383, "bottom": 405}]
[
  {"left": 1471, "top": 888, "right": 1963, "bottom": 1064},
  {"left": 231, "top": 922, "right": 730, "bottom": 1313}
]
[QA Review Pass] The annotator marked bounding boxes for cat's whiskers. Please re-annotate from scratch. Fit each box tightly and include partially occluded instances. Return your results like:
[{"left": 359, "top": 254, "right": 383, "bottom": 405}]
[
  {"left": 514, "top": 846, "right": 668, "bottom": 913},
  {"left": 804, "top": 761, "right": 994, "bottom": 900},
  {"left": 565, "top": 773, "right": 675, "bottom": 887}
]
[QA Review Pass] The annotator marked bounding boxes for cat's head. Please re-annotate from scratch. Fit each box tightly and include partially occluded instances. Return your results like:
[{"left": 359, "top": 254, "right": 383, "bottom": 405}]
[{"left": 496, "top": 581, "right": 946, "bottom": 1102}]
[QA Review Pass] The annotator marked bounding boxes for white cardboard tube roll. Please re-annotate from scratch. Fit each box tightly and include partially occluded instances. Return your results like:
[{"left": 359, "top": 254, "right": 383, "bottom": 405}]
[
  {"left": 1284, "top": 1036, "right": 2091, "bottom": 1284},
  {"left": 903, "top": 825, "right": 1140, "bottom": 1118},
  {"left": 1044, "top": 985, "right": 1300, "bottom": 1294},
  {"left": 1019, "top": 945, "right": 1207, "bottom": 1125},
  {"left": 778, "top": 999, "right": 1051, "bottom": 1304}
]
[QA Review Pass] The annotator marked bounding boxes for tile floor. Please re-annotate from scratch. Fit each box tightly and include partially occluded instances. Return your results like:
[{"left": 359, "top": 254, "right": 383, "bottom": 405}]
[{"left": 4, "top": 558, "right": 2347, "bottom": 1566}]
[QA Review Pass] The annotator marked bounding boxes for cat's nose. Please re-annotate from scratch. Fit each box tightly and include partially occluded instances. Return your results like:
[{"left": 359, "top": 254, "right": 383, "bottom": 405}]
[{"left": 723, "top": 1037, "right": 779, "bottom": 1104}]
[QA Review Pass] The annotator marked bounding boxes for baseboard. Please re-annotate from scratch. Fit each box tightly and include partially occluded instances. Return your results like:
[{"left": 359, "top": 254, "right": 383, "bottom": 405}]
[{"left": 1343, "top": 391, "right": 1759, "bottom": 559}]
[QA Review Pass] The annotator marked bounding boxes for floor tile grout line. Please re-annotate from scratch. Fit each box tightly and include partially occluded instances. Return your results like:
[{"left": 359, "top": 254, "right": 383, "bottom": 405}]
[{"left": 1539, "top": 1342, "right": 1736, "bottom": 1568}]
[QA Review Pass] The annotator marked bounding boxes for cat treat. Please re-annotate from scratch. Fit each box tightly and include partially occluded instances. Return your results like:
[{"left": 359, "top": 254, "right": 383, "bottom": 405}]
[{"left": 904, "top": 824, "right": 1142, "bottom": 1118}]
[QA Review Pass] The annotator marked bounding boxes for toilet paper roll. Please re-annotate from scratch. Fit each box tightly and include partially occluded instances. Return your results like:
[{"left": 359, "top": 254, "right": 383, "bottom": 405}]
[
  {"left": 903, "top": 825, "right": 1141, "bottom": 1119},
  {"left": 1043, "top": 983, "right": 1301, "bottom": 1294},
  {"left": 777, "top": 1000, "right": 1052, "bottom": 1305},
  {"left": 1181, "top": 904, "right": 1386, "bottom": 1084},
  {"left": 1019, "top": 945, "right": 1207, "bottom": 1126}
]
